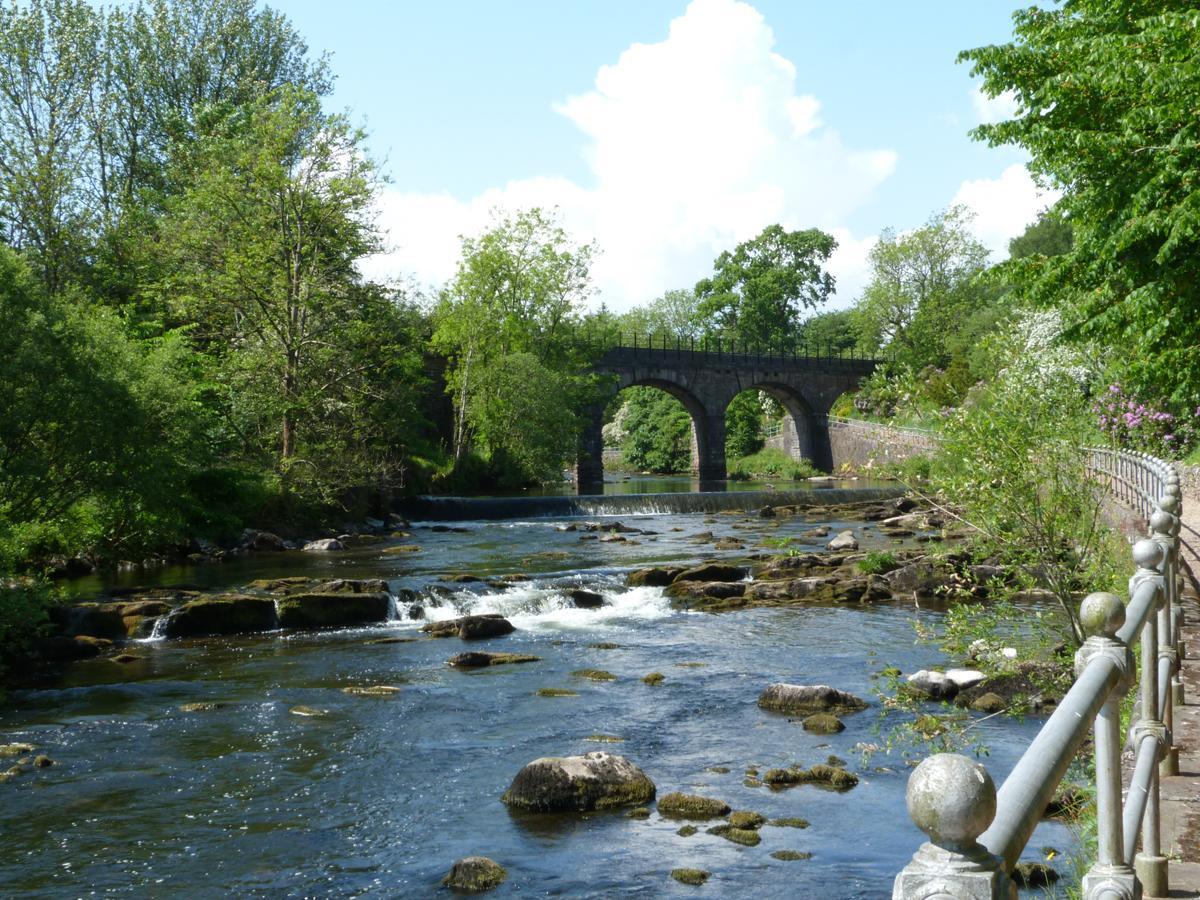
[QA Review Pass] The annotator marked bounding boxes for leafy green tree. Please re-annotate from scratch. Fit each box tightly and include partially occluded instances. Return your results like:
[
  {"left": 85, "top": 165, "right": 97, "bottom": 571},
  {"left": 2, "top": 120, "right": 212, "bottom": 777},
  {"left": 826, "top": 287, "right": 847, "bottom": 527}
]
[
  {"left": 1008, "top": 208, "right": 1073, "bottom": 260},
  {"left": 617, "top": 388, "right": 693, "bottom": 474},
  {"left": 799, "top": 309, "right": 858, "bottom": 354},
  {"left": 725, "top": 392, "right": 765, "bottom": 459},
  {"left": 961, "top": 2, "right": 1200, "bottom": 404},
  {"left": 432, "top": 207, "right": 596, "bottom": 483},
  {"left": 154, "top": 86, "right": 383, "bottom": 473},
  {"left": 619, "top": 288, "right": 703, "bottom": 339},
  {"left": 852, "top": 206, "right": 991, "bottom": 370},
  {"left": 696, "top": 224, "right": 837, "bottom": 346}
]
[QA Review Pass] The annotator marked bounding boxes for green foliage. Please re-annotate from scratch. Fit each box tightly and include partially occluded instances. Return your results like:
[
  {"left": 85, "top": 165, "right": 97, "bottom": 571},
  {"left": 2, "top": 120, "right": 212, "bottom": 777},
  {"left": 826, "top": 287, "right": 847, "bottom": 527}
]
[
  {"left": 727, "top": 448, "right": 819, "bottom": 481},
  {"left": 932, "top": 314, "right": 1120, "bottom": 646},
  {"left": 617, "top": 288, "right": 703, "bottom": 338},
  {"left": 1008, "top": 209, "right": 1073, "bottom": 261},
  {"left": 852, "top": 206, "right": 993, "bottom": 372},
  {"left": 696, "top": 224, "right": 837, "bottom": 345},
  {"left": 0, "top": 579, "right": 59, "bottom": 691},
  {"left": 961, "top": 2, "right": 1200, "bottom": 405},
  {"left": 615, "top": 388, "right": 693, "bottom": 474},
  {"left": 433, "top": 207, "right": 598, "bottom": 486},
  {"left": 799, "top": 309, "right": 858, "bottom": 354},
  {"left": 857, "top": 551, "right": 900, "bottom": 575},
  {"left": 724, "top": 392, "right": 765, "bottom": 459}
]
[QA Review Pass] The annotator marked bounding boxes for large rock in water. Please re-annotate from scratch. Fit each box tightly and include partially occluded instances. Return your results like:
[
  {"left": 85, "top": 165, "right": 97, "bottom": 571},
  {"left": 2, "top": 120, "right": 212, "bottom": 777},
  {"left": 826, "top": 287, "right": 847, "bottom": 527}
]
[
  {"left": 501, "top": 752, "right": 656, "bottom": 812},
  {"left": 276, "top": 591, "right": 391, "bottom": 629},
  {"left": 672, "top": 563, "right": 748, "bottom": 584},
  {"left": 567, "top": 589, "right": 605, "bottom": 609},
  {"left": 626, "top": 567, "right": 682, "bottom": 587},
  {"left": 422, "top": 614, "right": 515, "bottom": 640},
  {"left": 442, "top": 856, "right": 507, "bottom": 892},
  {"left": 162, "top": 595, "right": 278, "bottom": 638},
  {"left": 826, "top": 530, "right": 859, "bottom": 551},
  {"left": 757, "top": 683, "right": 868, "bottom": 715}
]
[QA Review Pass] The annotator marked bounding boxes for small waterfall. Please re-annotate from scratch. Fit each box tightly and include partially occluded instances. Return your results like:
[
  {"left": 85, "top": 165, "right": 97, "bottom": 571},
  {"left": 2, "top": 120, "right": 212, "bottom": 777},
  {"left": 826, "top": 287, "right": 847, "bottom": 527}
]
[
  {"left": 398, "top": 485, "right": 907, "bottom": 522},
  {"left": 145, "top": 611, "right": 172, "bottom": 641}
]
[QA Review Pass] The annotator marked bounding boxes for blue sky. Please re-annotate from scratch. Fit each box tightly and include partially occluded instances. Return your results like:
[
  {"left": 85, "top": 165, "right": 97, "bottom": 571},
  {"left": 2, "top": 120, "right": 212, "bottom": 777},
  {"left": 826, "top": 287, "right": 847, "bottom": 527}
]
[{"left": 283, "top": 0, "right": 1053, "bottom": 310}]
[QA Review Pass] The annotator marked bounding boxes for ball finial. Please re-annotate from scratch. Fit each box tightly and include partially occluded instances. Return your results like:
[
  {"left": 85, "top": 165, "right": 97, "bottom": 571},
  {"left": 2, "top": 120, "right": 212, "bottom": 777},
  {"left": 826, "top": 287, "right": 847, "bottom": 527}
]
[
  {"left": 1150, "top": 509, "right": 1175, "bottom": 534},
  {"left": 1158, "top": 495, "right": 1181, "bottom": 515},
  {"left": 906, "top": 753, "right": 996, "bottom": 848},
  {"left": 1079, "top": 591, "right": 1126, "bottom": 638},
  {"left": 1132, "top": 538, "right": 1165, "bottom": 570}
]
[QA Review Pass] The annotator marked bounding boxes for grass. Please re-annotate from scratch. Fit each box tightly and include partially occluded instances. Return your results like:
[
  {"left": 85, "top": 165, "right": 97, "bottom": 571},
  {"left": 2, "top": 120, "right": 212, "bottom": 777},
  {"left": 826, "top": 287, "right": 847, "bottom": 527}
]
[
  {"left": 727, "top": 448, "right": 820, "bottom": 481},
  {"left": 857, "top": 550, "right": 900, "bottom": 575}
]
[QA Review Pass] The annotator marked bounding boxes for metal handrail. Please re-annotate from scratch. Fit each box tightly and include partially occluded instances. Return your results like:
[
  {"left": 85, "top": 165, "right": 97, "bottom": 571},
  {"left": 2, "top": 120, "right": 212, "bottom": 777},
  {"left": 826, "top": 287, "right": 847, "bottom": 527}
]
[
  {"left": 593, "top": 331, "right": 885, "bottom": 367},
  {"left": 894, "top": 449, "right": 1185, "bottom": 899}
]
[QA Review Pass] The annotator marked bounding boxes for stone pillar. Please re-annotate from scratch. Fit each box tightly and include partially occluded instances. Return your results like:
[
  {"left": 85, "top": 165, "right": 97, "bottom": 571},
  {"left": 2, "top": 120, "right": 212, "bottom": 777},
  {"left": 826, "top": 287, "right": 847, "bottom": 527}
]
[
  {"left": 575, "top": 403, "right": 605, "bottom": 495},
  {"left": 810, "top": 414, "right": 834, "bottom": 472},
  {"left": 696, "top": 407, "right": 726, "bottom": 487}
]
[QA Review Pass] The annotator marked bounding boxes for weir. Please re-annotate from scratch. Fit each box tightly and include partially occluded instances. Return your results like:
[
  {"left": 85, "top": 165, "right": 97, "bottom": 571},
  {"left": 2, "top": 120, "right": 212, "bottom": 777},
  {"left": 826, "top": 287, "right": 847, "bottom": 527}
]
[{"left": 398, "top": 485, "right": 907, "bottom": 521}]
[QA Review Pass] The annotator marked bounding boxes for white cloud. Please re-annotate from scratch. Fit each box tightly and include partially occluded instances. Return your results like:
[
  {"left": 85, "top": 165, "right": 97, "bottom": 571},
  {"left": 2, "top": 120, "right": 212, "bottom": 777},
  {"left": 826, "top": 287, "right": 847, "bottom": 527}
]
[
  {"left": 362, "top": 0, "right": 896, "bottom": 310},
  {"left": 971, "top": 84, "right": 1020, "bottom": 125},
  {"left": 825, "top": 228, "right": 878, "bottom": 311},
  {"left": 951, "top": 163, "right": 1062, "bottom": 259}
]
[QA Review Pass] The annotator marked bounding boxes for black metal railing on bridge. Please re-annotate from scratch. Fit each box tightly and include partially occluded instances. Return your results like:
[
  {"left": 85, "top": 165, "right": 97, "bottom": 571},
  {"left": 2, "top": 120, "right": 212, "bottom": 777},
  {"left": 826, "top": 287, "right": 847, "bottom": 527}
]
[{"left": 591, "top": 331, "right": 885, "bottom": 366}]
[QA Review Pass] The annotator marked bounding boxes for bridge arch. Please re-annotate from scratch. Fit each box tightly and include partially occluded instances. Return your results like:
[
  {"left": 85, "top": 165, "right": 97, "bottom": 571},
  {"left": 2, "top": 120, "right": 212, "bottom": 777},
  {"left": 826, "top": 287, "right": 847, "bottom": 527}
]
[{"left": 739, "top": 381, "right": 820, "bottom": 465}]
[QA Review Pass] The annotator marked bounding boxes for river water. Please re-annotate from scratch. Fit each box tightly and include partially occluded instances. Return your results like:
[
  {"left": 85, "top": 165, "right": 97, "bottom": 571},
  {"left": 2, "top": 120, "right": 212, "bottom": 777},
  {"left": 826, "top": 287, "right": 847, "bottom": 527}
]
[{"left": 0, "top": 480, "right": 1076, "bottom": 898}]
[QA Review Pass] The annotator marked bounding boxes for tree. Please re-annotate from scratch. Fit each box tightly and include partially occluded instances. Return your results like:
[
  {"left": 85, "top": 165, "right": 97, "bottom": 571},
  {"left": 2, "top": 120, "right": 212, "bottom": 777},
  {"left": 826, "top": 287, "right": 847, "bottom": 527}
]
[
  {"left": 616, "top": 388, "right": 693, "bottom": 474},
  {"left": 619, "top": 288, "right": 703, "bottom": 339},
  {"left": 696, "top": 224, "right": 837, "bottom": 346},
  {"left": 1008, "top": 208, "right": 1073, "bottom": 260},
  {"left": 432, "top": 207, "right": 596, "bottom": 483},
  {"left": 961, "top": 2, "right": 1200, "bottom": 405},
  {"left": 155, "top": 86, "right": 382, "bottom": 472},
  {"left": 799, "top": 309, "right": 858, "bottom": 354},
  {"left": 852, "top": 206, "right": 991, "bottom": 370}
]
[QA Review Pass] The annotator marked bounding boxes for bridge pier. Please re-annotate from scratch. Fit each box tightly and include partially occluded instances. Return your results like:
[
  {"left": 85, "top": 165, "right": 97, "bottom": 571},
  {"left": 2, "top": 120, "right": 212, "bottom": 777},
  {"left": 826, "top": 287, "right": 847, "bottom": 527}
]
[{"left": 576, "top": 404, "right": 606, "bottom": 495}]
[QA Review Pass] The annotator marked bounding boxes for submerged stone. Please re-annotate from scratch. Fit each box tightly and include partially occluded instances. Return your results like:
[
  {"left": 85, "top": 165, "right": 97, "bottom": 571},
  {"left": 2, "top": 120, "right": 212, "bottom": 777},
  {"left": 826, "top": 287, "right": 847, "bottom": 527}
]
[
  {"left": 770, "top": 850, "right": 812, "bottom": 861},
  {"left": 571, "top": 668, "right": 616, "bottom": 681},
  {"left": 642, "top": 672, "right": 665, "bottom": 685},
  {"left": 179, "top": 702, "right": 225, "bottom": 713},
  {"left": 423, "top": 614, "right": 515, "bottom": 641},
  {"left": 341, "top": 685, "right": 401, "bottom": 697},
  {"left": 585, "top": 734, "right": 625, "bottom": 743},
  {"left": 501, "top": 752, "right": 655, "bottom": 813},
  {"left": 626, "top": 807, "right": 651, "bottom": 819},
  {"left": 671, "top": 868, "right": 710, "bottom": 885},
  {"left": 588, "top": 642, "right": 621, "bottom": 650},
  {"left": 0, "top": 743, "right": 34, "bottom": 757},
  {"left": 289, "top": 705, "right": 328, "bottom": 718},
  {"left": 566, "top": 589, "right": 605, "bottom": 609},
  {"left": 707, "top": 824, "right": 761, "bottom": 846},
  {"left": 657, "top": 792, "right": 731, "bottom": 820},
  {"left": 676, "top": 824, "right": 698, "bottom": 837},
  {"left": 536, "top": 688, "right": 578, "bottom": 697},
  {"left": 448, "top": 652, "right": 540, "bottom": 668},
  {"left": 769, "top": 817, "right": 810, "bottom": 829},
  {"left": 801, "top": 713, "right": 845, "bottom": 734},
  {"left": 763, "top": 764, "right": 859, "bottom": 790},
  {"left": 441, "top": 856, "right": 507, "bottom": 892}
]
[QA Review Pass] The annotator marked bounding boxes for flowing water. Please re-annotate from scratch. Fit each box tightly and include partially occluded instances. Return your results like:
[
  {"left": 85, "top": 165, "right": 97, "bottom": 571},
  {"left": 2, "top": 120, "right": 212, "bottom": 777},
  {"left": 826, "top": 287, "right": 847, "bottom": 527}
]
[{"left": 0, "top": 483, "right": 1076, "bottom": 898}]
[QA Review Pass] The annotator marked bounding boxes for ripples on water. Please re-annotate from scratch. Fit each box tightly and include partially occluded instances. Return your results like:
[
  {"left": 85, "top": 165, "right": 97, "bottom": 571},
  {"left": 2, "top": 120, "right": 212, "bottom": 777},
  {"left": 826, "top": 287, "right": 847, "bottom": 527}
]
[{"left": 0, "top": 498, "right": 1075, "bottom": 897}]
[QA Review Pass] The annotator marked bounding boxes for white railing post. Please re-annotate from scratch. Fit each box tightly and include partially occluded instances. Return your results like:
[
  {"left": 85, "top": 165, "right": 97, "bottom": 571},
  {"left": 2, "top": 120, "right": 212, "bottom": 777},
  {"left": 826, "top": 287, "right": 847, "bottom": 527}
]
[
  {"left": 1076, "top": 591, "right": 1140, "bottom": 900},
  {"left": 893, "top": 754, "right": 1015, "bottom": 899}
]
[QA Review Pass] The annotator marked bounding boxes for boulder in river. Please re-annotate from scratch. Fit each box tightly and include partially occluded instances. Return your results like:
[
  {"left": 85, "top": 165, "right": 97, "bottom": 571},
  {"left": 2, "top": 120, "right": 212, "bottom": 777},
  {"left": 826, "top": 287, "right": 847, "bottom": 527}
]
[
  {"left": 566, "top": 589, "right": 605, "bottom": 609},
  {"left": 240, "top": 529, "right": 288, "bottom": 552},
  {"left": 162, "top": 595, "right": 278, "bottom": 638},
  {"left": 801, "top": 713, "right": 845, "bottom": 734},
  {"left": 302, "top": 538, "right": 344, "bottom": 552},
  {"left": 905, "top": 670, "right": 958, "bottom": 700},
  {"left": 672, "top": 563, "right": 748, "bottom": 584},
  {"left": 501, "top": 751, "right": 655, "bottom": 813},
  {"left": 657, "top": 792, "right": 731, "bottom": 819},
  {"left": 442, "top": 856, "right": 507, "bottom": 892},
  {"left": 422, "top": 614, "right": 515, "bottom": 640},
  {"left": 826, "top": 530, "right": 859, "bottom": 551},
  {"left": 757, "top": 683, "right": 868, "bottom": 715},
  {"left": 276, "top": 591, "right": 391, "bottom": 630}
]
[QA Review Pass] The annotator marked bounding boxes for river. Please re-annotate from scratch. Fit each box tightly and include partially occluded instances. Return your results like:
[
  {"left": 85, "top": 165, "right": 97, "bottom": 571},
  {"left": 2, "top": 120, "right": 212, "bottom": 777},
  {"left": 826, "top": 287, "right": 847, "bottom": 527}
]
[{"left": 0, "top": 479, "right": 1076, "bottom": 897}]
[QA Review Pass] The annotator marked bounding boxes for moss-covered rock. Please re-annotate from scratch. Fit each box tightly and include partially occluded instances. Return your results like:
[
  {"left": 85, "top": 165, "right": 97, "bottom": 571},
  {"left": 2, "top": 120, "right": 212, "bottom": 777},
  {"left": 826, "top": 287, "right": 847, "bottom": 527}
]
[
  {"left": 627, "top": 567, "right": 683, "bottom": 587},
  {"left": 770, "top": 850, "right": 812, "bottom": 861},
  {"left": 728, "top": 810, "right": 766, "bottom": 830},
  {"left": 588, "top": 642, "right": 621, "bottom": 650},
  {"left": 676, "top": 824, "right": 698, "bottom": 836},
  {"left": 571, "top": 668, "right": 616, "bottom": 681},
  {"left": 670, "top": 868, "right": 710, "bottom": 885},
  {"left": 441, "top": 856, "right": 507, "bottom": 892},
  {"left": 657, "top": 792, "right": 731, "bottom": 820},
  {"left": 672, "top": 563, "right": 748, "bottom": 584},
  {"left": 757, "top": 683, "right": 868, "bottom": 715},
  {"left": 763, "top": 764, "right": 858, "bottom": 790},
  {"left": 642, "top": 672, "right": 665, "bottom": 685},
  {"left": 970, "top": 692, "right": 1006, "bottom": 713},
  {"left": 585, "top": 734, "right": 625, "bottom": 743},
  {"left": 0, "top": 743, "right": 34, "bottom": 757},
  {"left": 162, "top": 595, "right": 278, "bottom": 638},
  {"left": 536, "top": 688, "right": 578, "bottom": 697},
  {"left": 448, "top": 652, "right": 540, "bottom": 668},
  {"left": 801, "top": 713, "right": 845, "bottom": 734},
  {"left": 707, "top": 824, "right": 761, "bottom": 846},
  {"left": 769, "top": 817, "right": 810, "bottom": 829},
  {"left": 501, "top": 752, "right": 655, "bottom": 813},
  {"left": 626, "top": 807, "right": 651, "bottom": 819},
  {"left": 706, "top": 766, "right": 730, "bottom": 774},
  {"left": 276, "top": 591, "right": 390, "bottom": 630},
  {"left": 179, "top": 702, "right": 226, "bottom": 712}
]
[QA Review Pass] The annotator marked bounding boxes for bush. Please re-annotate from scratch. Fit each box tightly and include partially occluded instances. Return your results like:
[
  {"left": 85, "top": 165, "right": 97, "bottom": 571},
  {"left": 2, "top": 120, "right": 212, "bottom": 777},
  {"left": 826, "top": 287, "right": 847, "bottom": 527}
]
[
  {"left": 727, "top": 448, "right": 820, "bottom": 481},
  {"left": 857, "top": 551, "right": 900, "bottom": 575},
  {"left": 0, "top": 578, "right": 59, "bottom": 694}
]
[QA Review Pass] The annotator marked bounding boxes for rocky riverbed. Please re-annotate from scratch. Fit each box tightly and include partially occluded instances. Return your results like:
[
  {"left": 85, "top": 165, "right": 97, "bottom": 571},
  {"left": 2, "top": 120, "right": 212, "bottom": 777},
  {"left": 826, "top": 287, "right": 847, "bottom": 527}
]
[{"left": 0, "top": 493, "right": 1078, "bottom": 897}]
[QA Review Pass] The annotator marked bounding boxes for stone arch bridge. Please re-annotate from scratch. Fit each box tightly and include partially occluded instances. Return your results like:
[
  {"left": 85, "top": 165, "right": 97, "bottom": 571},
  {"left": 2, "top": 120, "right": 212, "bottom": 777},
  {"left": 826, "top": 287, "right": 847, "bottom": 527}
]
[{"left": 579, "top": 339, "right": 880, "bottom": 492}]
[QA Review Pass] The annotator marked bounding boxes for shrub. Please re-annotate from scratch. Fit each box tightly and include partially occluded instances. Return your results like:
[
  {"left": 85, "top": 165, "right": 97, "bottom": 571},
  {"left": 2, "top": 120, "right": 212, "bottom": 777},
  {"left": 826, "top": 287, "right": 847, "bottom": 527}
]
[{"left": 727, "top": 448, "right": 820, "bottom": 481}]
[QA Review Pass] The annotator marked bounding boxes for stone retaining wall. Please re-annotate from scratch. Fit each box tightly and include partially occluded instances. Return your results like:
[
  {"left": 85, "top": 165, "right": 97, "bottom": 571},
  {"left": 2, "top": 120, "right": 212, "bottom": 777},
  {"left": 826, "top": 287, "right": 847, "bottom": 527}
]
[{"left": 826, "top": 418, "right": 937, "bottom": 471}]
